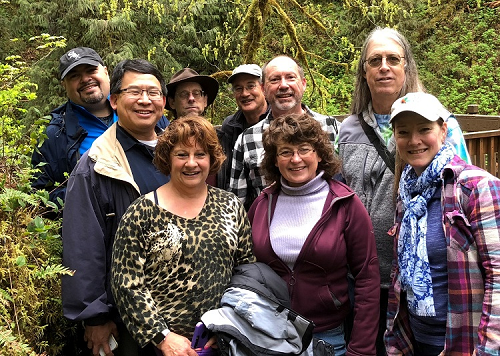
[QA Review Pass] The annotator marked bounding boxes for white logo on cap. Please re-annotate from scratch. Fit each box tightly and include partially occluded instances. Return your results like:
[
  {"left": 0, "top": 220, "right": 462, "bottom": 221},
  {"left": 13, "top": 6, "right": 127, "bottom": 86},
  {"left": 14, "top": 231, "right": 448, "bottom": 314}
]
[{"left": 68, "top": 51, "right": 81, "bottom": 61}]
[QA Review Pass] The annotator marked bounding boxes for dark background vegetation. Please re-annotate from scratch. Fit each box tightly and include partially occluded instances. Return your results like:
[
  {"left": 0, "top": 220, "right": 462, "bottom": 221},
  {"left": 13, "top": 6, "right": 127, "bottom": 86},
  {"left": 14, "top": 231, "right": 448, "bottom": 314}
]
[{"left": 0, "top": 0, "right": 499, "bottom": 354}]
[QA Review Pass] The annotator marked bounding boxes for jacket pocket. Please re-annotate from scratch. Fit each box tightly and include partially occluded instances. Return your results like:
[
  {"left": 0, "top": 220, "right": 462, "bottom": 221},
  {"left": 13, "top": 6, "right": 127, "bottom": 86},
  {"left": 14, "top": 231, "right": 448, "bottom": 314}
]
[
  {"left": 318, "top": 285, "right": 342, "bottom": 311},
  {"left": 445, "top": 209, "right": 475, "bottom": 252}
]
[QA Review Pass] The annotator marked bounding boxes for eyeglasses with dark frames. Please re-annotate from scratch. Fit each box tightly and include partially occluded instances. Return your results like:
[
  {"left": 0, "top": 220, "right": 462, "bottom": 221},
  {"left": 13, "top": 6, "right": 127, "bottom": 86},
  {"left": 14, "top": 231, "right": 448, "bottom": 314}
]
[{"left": 118, "top": 87, "right": 164, "bottom": 100}]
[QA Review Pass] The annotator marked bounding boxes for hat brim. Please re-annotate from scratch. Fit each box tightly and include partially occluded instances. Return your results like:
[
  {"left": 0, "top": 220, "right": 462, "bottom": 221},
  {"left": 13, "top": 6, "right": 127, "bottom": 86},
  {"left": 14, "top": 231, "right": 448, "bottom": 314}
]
[
  {"left": 166, "top": 76, "right": 219, "bottom": 111},
  {"left": 60, "top": 59, "right": 102, "bottom": 80},
  {"left": 390, "top": 109, "right": 444, "bottom": 124},
  {"left": 227, "top": 72, "right": 261, "bottom": 83}
]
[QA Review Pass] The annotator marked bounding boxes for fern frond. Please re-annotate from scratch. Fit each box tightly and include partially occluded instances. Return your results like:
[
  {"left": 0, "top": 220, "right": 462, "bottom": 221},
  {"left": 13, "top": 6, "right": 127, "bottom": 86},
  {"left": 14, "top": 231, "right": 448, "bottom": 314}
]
[{"left": 33, "top": 264, "right": 73, "bottom": 279}]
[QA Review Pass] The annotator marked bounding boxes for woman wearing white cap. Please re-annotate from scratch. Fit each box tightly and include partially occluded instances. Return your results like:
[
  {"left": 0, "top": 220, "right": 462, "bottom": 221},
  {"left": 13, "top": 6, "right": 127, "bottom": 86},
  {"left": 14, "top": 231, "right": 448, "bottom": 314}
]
[{"left": 385, "top": 92, "right": 500, "bottom": 355}]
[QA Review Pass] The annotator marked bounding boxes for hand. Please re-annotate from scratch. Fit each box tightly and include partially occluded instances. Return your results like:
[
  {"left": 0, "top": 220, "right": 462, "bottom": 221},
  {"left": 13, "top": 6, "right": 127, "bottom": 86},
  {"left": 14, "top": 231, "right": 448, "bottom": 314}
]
[
  {"left": 158, "top": 332, "right": 198, "bottom": 356},
  {"left": 202, "top": 335, "right": 217, "bottom": 350},
  {"left": 84, "top": 321, "right": 118, "bottom": 356}
]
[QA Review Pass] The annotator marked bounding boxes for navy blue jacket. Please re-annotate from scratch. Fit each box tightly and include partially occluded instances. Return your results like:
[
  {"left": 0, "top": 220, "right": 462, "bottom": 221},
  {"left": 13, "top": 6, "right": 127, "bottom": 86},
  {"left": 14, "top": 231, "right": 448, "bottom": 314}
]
[
  {"left": 216, "top": 105, "right": 270, "bottom": 190},
  {"left": 31, "top": 102, "right": 90, "bottom": 204},
  {"left": 31, "top": 101, "right": 168, "bottom": 205},
  {"left": 62, "top": 123, "right": 168, "bottom": 326}
]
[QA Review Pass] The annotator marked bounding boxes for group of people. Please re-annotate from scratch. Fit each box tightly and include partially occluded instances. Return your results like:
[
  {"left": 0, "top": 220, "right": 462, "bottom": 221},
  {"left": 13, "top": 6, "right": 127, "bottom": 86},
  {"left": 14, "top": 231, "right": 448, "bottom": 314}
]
[{"left": 30, "top": 26, "right": 500, "bottom": 356}]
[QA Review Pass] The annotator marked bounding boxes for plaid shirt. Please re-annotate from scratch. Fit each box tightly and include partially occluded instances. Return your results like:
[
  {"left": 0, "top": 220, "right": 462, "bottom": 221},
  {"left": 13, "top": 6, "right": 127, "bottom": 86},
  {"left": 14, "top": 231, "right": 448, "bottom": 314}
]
[
  {"left": 385, "top": 156, "right": 500, "bottom": 355},
  {"left": 229, "top": 105, "right": 340, "bottom": 209}
]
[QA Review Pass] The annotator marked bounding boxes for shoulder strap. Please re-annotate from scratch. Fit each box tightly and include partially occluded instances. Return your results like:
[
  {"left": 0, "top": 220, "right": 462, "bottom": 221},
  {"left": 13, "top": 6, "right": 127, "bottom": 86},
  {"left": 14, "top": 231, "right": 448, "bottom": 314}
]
[
  {"left": 153, "top": 189, "right": 159, "bottom": 205},
  {"left": 325, "top": 116, "right": 339, "bottom": 135},
  {"left": 358, "top": 113, "right": 395, "bottom": 174}
]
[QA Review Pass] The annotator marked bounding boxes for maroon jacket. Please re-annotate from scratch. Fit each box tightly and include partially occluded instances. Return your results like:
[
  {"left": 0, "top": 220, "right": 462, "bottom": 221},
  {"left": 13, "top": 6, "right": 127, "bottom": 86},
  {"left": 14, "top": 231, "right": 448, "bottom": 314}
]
[{"left": 248, "top": 178, "right": 380, "bottom": 356}]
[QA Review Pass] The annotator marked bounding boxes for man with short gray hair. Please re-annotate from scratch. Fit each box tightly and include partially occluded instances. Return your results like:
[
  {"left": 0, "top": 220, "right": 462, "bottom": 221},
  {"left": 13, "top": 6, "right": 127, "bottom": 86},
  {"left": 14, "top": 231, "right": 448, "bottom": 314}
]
[
  {"left": 229, "top": 56, "right": 340, "bottom": 210},
  {"left": 216, "top": 64, "right": 269, "bottom": 189}
]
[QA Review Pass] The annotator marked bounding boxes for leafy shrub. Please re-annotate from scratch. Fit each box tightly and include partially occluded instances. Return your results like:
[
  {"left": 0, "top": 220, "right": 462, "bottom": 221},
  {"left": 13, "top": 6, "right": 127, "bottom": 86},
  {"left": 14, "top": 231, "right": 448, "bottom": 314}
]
[{"left": 0, "top": 40, "right": 72, "bottom": 356}]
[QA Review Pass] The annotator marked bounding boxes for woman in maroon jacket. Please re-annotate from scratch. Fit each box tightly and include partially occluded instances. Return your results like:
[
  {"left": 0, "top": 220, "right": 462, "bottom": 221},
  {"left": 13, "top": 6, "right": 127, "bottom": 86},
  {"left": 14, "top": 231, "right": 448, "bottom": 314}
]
[{"left": 248, "top": 113, "right": 380, "bottom": 356}]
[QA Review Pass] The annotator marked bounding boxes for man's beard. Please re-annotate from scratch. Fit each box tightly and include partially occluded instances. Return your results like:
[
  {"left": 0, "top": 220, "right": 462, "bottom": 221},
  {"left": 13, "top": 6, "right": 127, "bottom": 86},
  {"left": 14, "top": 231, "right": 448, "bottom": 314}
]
[
  {"left": 274, "top": 97, "right": 298, "bottom": 112},
  {"left": 81, "top": 91, "right": 105, "bottom": 105}
]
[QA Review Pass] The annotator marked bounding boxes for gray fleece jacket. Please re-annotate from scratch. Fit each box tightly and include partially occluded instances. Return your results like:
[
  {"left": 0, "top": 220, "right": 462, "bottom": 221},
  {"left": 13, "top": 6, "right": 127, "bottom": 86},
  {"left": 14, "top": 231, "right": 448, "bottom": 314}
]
[{"left": 338, "top": 113, "right": 395, "bottom": 288}]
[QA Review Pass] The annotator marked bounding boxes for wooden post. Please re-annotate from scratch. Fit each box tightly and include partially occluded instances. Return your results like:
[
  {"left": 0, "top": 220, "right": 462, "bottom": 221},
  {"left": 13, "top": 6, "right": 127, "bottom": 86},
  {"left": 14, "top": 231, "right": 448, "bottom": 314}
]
[{"left": 467, "top": 104, "right": 479, "bottom": 114}]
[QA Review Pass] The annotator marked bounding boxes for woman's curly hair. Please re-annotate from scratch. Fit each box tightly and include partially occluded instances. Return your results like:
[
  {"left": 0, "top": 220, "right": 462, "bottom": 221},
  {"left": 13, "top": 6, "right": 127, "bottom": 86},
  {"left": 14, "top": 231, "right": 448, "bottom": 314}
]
[
  {"left": 154, "top": 115, "right": 226, "bottom": 176},
  {"left": 261, "top": 113, "right": 340, "bottom": 185}
]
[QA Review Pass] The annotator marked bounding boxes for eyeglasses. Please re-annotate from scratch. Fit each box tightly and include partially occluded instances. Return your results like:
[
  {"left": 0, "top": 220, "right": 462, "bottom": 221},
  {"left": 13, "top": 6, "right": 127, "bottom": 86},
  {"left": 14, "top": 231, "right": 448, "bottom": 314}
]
[
  {"left": 172, "top": 152, "right": 208, "bottom": 160},
  {"left": 118, "top": 87, "right": 164, "bottom": 100},
  {"left": 176, "top": 90, "right": 205, "bottom": 100},
  {"left": 232, "top": 82, "right": 258, "bottom": 94},
  {"left": 364, "top": 54, "right": 405, "bottom": 68},
  {"left": 277, "top": 147, "right": 315, "bottom": 159}
]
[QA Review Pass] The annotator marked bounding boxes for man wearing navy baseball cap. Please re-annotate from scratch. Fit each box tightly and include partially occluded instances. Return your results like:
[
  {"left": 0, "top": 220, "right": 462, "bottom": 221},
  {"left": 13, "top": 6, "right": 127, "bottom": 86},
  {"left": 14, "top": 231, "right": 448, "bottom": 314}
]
[{"left": 31, "top": 47, "right": 117, "bottom": 205}]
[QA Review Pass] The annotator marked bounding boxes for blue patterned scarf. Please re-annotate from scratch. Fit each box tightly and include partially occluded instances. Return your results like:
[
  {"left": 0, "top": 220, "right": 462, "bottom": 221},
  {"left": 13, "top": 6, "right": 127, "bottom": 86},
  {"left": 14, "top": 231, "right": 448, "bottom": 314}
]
[{"left": 398, "top": 142, "right": 455, "bottom": 316}]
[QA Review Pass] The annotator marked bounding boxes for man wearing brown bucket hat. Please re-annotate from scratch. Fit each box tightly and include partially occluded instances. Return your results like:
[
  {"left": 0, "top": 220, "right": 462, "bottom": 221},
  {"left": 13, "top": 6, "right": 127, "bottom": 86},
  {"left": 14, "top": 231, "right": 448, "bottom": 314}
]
[{"left": 166, "top": 68, "right": 219, "bottom": 118}]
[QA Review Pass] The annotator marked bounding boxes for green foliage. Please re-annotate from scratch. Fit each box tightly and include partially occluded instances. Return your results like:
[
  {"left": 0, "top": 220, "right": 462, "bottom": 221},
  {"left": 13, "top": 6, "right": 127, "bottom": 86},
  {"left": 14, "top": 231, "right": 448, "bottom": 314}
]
[
  {"left": 413, "top": 6, "right": 500, "bottom": 114},
  {"left": 0, "top": 35, "right": 71, "bottom": 355},
  {"left": 0, "top": 2, "right": 498, "bottom": 352}
]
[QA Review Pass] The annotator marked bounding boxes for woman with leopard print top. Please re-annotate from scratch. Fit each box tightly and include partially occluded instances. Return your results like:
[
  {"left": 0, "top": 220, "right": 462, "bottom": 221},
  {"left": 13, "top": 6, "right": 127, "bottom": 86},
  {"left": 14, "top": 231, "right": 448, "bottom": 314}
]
[{"left": 111, "top": 116, "right": 255, "bottom": 356}]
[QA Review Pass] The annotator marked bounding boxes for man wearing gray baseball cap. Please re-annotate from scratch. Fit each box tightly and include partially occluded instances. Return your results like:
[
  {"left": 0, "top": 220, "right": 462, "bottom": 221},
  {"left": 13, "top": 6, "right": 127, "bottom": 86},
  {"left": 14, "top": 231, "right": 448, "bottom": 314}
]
[
  {"left": 31, "top": 47, "right": 117, "bottom": 206},
  {"left": 215, "top": 64, "right": 269, "bottom": 190}
]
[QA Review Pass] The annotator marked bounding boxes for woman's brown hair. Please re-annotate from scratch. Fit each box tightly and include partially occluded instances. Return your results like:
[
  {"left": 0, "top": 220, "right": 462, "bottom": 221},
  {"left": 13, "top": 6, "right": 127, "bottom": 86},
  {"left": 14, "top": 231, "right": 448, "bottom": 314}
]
[
  {"left": 261, "top": 113, "right": 340, "bottom": 185},
  {"left": 154, "top": 115, "right": 225, "bottom": 176}
]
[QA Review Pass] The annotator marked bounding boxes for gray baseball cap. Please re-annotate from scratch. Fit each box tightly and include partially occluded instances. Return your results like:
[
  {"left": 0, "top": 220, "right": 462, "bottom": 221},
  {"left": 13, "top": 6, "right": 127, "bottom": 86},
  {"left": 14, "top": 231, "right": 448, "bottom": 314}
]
[
  {"left": 227, "top": 64, "right": 262, "bottom": 83},
  {"left": 59, "top": 47, "right": 104, "bottom": 80}
]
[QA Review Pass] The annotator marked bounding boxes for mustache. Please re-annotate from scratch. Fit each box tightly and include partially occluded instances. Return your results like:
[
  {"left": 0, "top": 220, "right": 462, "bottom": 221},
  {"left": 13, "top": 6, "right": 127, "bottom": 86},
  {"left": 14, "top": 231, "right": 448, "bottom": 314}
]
[
  {"left": 276, "top": 89, "right": 294, "bottom": 95},
  {"left": 78, "top": 81, "right": 99, "bottom": 92}
]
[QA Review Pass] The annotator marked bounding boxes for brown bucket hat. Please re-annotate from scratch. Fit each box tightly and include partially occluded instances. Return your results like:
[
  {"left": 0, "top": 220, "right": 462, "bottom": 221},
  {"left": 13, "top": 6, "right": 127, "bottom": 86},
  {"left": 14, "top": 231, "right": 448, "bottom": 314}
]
[{"left": 166, "top": 68, "right": 219, "bottom": 111}]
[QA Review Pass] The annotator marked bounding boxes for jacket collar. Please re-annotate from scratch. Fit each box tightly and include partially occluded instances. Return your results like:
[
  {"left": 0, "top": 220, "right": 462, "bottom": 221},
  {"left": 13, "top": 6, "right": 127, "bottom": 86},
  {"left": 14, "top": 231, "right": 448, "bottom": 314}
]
[
  {"left": 88, "top": 123, "right": 140, "bottom": 193},
  {"left": 56, "top": 100, "right": 116, "bottom": 138}
]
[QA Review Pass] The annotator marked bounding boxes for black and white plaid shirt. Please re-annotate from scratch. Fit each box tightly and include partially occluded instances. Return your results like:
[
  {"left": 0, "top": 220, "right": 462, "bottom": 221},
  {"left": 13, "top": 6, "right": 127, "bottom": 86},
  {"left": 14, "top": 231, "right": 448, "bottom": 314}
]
[{"left": 229, "top": 105, "right": 340, "bottom": 209}]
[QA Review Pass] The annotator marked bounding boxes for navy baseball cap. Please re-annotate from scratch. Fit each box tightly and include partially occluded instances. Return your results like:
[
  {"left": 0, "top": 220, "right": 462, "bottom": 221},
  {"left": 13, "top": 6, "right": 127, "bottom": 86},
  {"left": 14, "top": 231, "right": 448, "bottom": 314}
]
[{"left": 59, "top": 47, "right": 104, "bottom": 80}]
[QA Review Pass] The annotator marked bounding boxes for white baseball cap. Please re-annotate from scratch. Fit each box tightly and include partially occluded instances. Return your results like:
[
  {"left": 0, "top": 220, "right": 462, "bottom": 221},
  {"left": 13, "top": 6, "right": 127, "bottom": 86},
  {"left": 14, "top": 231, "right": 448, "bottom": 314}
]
[
  {"left": 390, "top": 92, "right": 451, "bottom": 124},
  {"left": 227, "top": 64, "right": 262, "bottom": 83}
]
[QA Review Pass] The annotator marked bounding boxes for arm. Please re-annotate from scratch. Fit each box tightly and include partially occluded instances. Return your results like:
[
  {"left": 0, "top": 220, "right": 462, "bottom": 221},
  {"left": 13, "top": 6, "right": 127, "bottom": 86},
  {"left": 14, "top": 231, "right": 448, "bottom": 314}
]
[
  {"left": 62, "top": 156, "right": 115, "bottom": 350},
  {"left": 464, "top": 175, "right": 500, "bottom": 353},
  {"left": 229, "top": 133, "right": 249, "bottom": 206},
  {"left": 344, "top": 194, "right": 380, "bottom": 356},
  {"left": 445, "top": 115, "right": 471, "bottom": 164},
  {"left": 62, "top": 157, "right": 111, "bottom": 321},
  {"left": 233, "top": 197, "right": 256, "bottom": 266},
  {"left": 384, "top": 200, "right": 412, "bottom": 355},
  {"left": 31, "top": 123, "right": 74, "bottom": 205},
  {"left": 110, "top": 198, "right": 172, "bottom": 348}
]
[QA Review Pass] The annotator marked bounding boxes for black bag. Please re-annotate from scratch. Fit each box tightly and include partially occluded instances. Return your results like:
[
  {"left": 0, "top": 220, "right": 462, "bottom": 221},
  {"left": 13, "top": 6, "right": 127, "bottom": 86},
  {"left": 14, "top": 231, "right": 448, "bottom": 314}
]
[{"left": 313, "top": 338, "right": 335, "bottom": 356}]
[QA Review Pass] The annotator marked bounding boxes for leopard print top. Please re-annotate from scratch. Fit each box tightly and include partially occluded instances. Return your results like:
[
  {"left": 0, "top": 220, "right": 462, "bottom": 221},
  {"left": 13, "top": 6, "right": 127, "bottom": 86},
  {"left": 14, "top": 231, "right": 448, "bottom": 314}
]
[{"left": 111, "top": 186, "right": 255, "bottom": 347}]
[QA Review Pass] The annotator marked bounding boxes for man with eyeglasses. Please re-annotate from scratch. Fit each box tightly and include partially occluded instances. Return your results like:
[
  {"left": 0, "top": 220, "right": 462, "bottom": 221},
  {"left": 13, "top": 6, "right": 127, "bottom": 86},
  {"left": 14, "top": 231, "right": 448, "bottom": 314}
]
[
  {"left": 165, "top": 68, "right": 219, "bottom": 118},
  {"left": 229, "top": 56, "right": 341, "bottom": 210},
  {"left": 215, "top": 64, "right": 270, "bottom": 190},
  {"left": 337, "top": 27, "right": 470, "bottom": 355},
  {"left": 62, "top": 59, "right": 170, "bottom": 356},
  {"left": 31, "top": 48, "right": 145, "bottom": 208}
]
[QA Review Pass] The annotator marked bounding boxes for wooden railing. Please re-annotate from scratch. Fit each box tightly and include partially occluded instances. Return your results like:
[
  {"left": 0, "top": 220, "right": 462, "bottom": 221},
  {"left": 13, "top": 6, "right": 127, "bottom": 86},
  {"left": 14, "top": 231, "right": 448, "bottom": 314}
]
[
  {"left": 221, "top": 110, "right": 500, "bottom": 177},
  {"left": 463, "top": 130, "right": 500, "bottom": 178},
  {"left": 335, "top": 112, "right": 500, "bottom": 177},
  {"left": 456, "top": 113, "right": 500, "bottom": 178}
]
